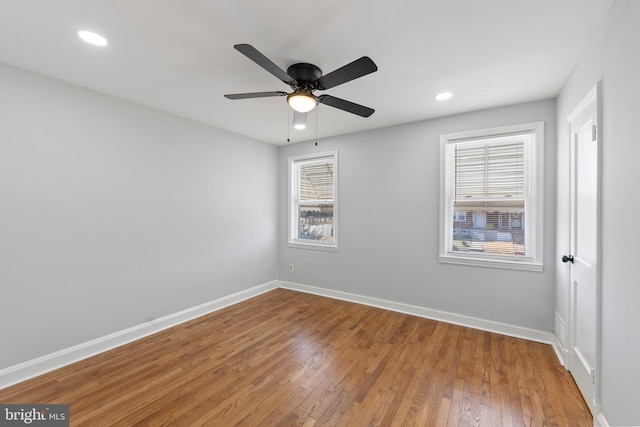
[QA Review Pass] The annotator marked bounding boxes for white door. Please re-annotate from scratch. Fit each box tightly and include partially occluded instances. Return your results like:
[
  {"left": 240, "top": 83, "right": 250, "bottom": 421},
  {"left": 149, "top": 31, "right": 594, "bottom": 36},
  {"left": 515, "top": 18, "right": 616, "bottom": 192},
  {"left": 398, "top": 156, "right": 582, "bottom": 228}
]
[{"left": 566, "top": 84, "right": 600, "bottom": 415}]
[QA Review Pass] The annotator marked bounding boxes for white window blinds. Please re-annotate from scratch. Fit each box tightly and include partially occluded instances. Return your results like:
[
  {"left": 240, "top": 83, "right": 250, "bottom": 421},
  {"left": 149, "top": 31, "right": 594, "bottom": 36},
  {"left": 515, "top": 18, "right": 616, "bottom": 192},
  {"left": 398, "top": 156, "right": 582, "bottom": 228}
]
[
  {"left": 299, "top": 161, "right": 334, "bottom": 201},
  {"left": 453, "top": 136, "right": 527, "bottom": 200}
]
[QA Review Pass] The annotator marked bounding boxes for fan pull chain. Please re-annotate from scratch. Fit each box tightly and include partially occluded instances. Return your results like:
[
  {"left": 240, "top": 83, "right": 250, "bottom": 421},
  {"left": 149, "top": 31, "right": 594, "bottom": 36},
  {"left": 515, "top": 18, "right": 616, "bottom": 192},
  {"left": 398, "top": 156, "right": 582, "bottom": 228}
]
[{"left": 287, "top": 109, "right": 291, "bottom": 143}]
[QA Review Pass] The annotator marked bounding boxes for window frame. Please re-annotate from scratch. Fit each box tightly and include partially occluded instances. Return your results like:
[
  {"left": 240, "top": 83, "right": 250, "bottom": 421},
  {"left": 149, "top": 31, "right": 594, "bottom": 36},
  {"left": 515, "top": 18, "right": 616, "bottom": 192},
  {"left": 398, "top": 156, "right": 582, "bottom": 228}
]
[
  {"left": 288, "top": 151, "right": 339, "bottom": 252},
  {"left": 439, "top": 122, "right": 544, "bottom": 271}
]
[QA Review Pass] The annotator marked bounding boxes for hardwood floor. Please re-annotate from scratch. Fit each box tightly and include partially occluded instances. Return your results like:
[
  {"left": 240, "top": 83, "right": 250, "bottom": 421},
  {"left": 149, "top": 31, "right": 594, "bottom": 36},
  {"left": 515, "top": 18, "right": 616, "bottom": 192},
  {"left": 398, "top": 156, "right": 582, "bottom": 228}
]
[{"left": 0, "top": 289, "right": 590, "bottom": 426}]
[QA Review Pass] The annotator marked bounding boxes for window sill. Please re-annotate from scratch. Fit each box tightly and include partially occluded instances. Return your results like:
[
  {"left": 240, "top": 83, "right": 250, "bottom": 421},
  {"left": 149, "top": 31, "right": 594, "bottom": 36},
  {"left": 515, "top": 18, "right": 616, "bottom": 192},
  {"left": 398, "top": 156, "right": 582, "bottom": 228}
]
[
  {"left": 288, "top": 241, "right": 339, "bottom": 252},
  {"left": 439, "top": 254, "right": 543, "bottom": 272}
]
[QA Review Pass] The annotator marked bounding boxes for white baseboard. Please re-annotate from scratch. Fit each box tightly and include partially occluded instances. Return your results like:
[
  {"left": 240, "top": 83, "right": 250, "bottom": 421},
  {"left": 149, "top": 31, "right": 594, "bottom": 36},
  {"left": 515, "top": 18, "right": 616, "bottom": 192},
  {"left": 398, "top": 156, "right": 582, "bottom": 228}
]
[
  {"left": 279, "top": 281, "right": 557, "bottom": 347},
  {"left": 594, "top": 410, "right": 610, "bottom": 427},
  {"left": 0, "top": 280, "right": 278, "bottom": 390},
  {"left": 553, "top": 311, "right": 569, "bottom": 367},
  {"left": 551, "top": 335, "right": 567, "bottom": 367}
]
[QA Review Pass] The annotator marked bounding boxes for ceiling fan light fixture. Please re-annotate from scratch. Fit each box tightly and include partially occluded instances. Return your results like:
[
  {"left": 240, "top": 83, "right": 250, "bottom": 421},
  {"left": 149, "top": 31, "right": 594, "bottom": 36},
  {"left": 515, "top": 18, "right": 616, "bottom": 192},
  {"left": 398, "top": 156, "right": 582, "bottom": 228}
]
[{"left": 287, "top": 91, "right": 318, "bottom": 113}]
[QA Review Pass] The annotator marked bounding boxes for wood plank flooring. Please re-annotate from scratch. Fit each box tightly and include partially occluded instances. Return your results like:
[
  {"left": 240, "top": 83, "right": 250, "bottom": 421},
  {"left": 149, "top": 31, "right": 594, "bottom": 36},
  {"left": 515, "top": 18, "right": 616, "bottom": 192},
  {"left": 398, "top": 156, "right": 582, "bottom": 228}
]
[{"left": 0, "top": 289, "right": 591, "bottom": 426}]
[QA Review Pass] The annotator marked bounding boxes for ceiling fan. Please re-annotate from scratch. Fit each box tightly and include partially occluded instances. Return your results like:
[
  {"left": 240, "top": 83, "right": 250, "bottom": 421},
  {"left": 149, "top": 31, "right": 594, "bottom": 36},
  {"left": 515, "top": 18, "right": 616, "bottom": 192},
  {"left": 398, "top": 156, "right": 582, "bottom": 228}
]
[{"left": 224, "top": 44, "right": 378, "bottom": 117}]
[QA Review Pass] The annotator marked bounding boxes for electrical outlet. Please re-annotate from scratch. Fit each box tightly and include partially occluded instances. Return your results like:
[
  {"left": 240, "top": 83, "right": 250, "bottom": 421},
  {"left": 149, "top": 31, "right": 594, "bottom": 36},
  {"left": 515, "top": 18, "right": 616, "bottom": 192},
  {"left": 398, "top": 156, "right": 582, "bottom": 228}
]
[{"left": 289, "top": 264, "right": 294, "bottom": 273}]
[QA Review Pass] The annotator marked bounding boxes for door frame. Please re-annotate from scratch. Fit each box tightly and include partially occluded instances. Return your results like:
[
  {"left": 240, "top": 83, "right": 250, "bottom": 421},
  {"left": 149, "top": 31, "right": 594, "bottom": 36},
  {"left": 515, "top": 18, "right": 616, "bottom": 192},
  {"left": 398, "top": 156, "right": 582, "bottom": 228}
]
[{"left": 566, "top": 82, "right": 603, "bottom": 412}]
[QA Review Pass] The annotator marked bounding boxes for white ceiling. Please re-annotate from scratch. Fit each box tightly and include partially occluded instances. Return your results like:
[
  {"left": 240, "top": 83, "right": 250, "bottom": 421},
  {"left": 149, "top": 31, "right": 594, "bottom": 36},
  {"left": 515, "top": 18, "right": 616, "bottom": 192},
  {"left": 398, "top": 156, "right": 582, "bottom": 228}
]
[{"left": 0, "top": 0, "right": 613, "bottom": 145}]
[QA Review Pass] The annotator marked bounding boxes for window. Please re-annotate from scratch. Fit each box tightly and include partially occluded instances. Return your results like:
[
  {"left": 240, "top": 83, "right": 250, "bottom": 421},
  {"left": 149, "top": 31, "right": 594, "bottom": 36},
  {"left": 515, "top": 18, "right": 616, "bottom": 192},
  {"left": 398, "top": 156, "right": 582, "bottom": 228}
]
[
  {"left": 453, "top": 211, "right": 467, "bottom": 222},
  {"left": 439, "top": 122, "right": 543, "bottom": 270},
  {"left": 289, "top": 151, "right": 338, "bottom": 251}
]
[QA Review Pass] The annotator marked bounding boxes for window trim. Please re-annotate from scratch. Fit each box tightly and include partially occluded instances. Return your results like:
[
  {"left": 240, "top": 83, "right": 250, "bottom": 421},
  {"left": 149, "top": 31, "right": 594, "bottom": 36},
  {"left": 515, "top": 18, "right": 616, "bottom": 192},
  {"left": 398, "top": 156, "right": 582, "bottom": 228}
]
[
  {"left": 288, "top": 151, "right": 339, "bottom": 252},
  {"left": 439, "top": 122, "right": 544, "bottom": 271}
]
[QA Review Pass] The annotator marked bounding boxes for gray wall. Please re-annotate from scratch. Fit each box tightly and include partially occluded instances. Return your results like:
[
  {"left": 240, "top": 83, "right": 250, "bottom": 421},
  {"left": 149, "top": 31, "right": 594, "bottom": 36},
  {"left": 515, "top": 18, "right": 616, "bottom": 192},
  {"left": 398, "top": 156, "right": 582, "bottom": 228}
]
[
  {"left": 279, "top": 99, "right": 557, "bottom": 332},
  {"left": 0, "top": 63, "right": 279, "bottom": 369},
  {"left": 556, "top": 0, "right": 640, "bottom": 424}
]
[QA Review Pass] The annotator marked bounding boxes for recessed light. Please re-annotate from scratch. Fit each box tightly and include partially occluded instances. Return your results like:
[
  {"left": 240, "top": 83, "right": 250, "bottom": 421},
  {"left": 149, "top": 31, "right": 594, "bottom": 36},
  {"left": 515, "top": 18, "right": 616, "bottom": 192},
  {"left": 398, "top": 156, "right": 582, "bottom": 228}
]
[
  {"left": 293, "top": 111, "right": 307, "bottom": 130},
  {"left": 77, "top": 30, "right": 108, "bottom": 47},
  {"left": 435, "top": 92, "right": 453, "bottom": 101}
]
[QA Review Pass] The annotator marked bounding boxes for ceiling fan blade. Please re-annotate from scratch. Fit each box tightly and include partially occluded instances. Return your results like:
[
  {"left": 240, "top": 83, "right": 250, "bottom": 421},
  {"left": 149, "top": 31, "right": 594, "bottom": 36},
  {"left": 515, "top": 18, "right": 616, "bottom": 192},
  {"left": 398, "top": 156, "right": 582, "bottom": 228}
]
[
  {"left": 234, "top": 44, "right": 296, "bottom": 86},
  {"left": 314, "top": 57, "right": 378, "bottom": 90},
  {"left": 318, "top": 95, "right": 374, "bottom": 117},
  {"left": 224, "top": 91, "right": 288, "bottom": 100}
]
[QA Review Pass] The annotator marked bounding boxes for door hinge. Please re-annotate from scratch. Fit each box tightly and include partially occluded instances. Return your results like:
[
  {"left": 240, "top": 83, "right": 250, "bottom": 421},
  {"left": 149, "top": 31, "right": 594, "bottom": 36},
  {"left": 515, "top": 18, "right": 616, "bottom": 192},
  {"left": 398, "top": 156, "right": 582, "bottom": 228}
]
[{"left": 592, "top": 124, "right": 597, "bottom": 141}]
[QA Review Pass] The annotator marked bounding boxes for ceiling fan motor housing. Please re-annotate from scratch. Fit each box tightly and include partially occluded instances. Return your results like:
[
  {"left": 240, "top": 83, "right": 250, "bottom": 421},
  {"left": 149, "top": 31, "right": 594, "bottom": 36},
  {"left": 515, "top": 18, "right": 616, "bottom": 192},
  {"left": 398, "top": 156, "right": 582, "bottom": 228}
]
[{"left": 287, "top": 63, "right": 322, "bottom": 88}]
